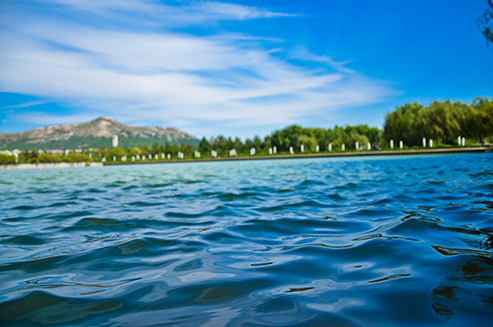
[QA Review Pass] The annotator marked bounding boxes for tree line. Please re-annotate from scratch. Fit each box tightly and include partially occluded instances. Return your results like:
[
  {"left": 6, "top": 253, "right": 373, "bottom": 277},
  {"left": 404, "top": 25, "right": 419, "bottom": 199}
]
[
  {"left": 197, "top": 124, "right": 383, "bottom": 156},
  {"left": 1, "top": 97, "right": 491, "bottom": 164},
  {"left": 383, "top": 97, "right": 492, "bottom": 147}
]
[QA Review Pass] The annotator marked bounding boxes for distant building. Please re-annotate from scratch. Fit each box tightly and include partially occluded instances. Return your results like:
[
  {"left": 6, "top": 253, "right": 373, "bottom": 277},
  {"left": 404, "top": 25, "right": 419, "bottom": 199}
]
[{"left": 112, "top": 135, "right": 119, "bottom": 147}]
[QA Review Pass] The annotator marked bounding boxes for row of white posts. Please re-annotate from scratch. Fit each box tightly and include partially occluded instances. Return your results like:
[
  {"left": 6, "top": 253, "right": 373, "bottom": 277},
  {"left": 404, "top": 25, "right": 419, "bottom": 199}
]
[
  {"left": 389, "top": 140, "right": 409, "bottom": 149},
  {"left": 104, "top": 137, "right": 469, "bottom": 162},
  {"left": 389, "top": 137, "right": 467, "bottom": 149},
  {"left": 457, "top": 137, "right": 466, "bottom": 146},
  {"left": 107, "top": 152, "right": 174, "bottom": 162},
  {"left": 263, "top": 143, "right": 365, "bottom": 155}
]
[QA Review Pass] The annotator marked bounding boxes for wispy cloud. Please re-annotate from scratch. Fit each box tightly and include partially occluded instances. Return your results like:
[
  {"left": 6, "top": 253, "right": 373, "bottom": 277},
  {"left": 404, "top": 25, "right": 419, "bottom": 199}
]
[
  {"left": 47, "top": 0, "right": 293, "bottom": 25},
  {"left": 1, "top": 100, "right": 47, "bottom": 109},
  {"left": 5, "top": 112, "right": 99, "bottom": 127},
  {"left": 0, "top": 0, "right": 394, "bottom": 137}
]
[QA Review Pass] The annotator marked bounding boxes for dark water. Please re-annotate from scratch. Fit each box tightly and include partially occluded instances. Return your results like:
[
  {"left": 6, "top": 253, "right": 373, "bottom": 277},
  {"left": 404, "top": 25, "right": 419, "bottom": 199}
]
[{"left": 1, "top": 153, "right": 492, "bottom": 326}]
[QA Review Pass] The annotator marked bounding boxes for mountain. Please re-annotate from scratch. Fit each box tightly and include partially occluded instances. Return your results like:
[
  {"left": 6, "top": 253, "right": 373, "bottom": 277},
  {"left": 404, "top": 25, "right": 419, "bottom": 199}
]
[{"left": 0, "top": 117, "right": 198, "bottom": 150}]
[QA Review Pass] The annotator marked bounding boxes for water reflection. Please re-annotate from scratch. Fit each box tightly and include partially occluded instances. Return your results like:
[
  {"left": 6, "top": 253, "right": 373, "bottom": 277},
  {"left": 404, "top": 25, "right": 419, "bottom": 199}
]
[{"left": 432, "top": 251, "right": 493, "bottom": 321}]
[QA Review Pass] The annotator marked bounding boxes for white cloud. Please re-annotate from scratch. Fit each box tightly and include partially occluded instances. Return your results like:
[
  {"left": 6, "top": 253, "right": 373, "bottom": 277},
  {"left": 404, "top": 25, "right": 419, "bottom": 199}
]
[
  {"left": 46, "top": 0, "right": 293, "bottom": 24},
  {"left": 6, "top": 112, "right": 99, "bottom": 127},
  {"left": 1, "top": 100, "right": 47, "bottom": 109},
  {"left": 0, "top": 0, "right": 394, "bottom": 137}
]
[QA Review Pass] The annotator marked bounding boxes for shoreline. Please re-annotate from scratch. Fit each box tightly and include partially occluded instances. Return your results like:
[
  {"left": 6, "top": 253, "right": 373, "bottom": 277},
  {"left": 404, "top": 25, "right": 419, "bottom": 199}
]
[
  {"left": 104, "top": 147, "right": 491, "bottom": 166},
  {"left": 1, "top": 147, "right": 490, "bottom": 170},
  {"left": 0, "top": 162, "right": 103, "bottom": 171}
]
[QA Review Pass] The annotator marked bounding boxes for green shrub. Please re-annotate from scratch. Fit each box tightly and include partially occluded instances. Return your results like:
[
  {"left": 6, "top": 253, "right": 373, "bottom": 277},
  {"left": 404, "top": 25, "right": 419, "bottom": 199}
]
[
  {"left": 38, "top": 153, "right": 61, "bottom": 163},
  {"left": 0, "top": 154, "right": 16, "bottom": 165}
]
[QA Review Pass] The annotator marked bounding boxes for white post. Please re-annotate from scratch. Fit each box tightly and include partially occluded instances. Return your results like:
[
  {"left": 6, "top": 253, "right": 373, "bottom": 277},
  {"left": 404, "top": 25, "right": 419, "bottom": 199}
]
[
  {"left": 355, "top": 142, "right": 359, "bottom": 150},
  {"left": 342, "top": 144, "right": 345, "bottom": 151},
  {"left": 155, "top": 154, "right": 158, "bottom": 160},
  {"left": 167, "top": 153, "right": 171, "bottom": 159},
  {"left": 422, "top": 138, "right": 426, "bottom": 147},
  {"left": 328, "top": 143, "right": 332, "bottom": 151},
  {"left": 102, "top": 157, "right": 106, "bottom": 162},
  {"left": 89, "top": 153, "right": 92, "bottom": 158},
  {"left": 316, "top": 145, "right": 319, "bottom": 152},
  {"left": 390, "top": 140, "right": 394, "bottom": 149},
  {"left": 429, "top": 139, "right": 433, "bottom": 147},
  {"left": 300, "top": 144, "right": 304, "bottom": 153},
  {"left": 250, "top": 148, "right": 255, "bottom": 155},
  {"left": 289, "top": 146, "right": 294, "bottom": 154},
  {"left": 269, "top": 147, "right": 272, "bottom": 154},
  {"left": 462, "top": 137, "right": 465, "bottom": 146},
  {"left": 399, "top": 140, "right": 403, "bottom": 149},
  {"left": 273, "top": 146, "right": 277, "bottom": 154},
  {"left": 137, "top": 154, "right": 140, "bottom": 160},
  {"left": 161, "top": 153, "right": 165, "bottom": 159},
  {"left": 149, "top": 154, "right": 152, "bottom": 160},
  {"left": 367, "top": 142, "right": 371, "bottom": 150},
  {"left": 132, "top": 156, "right": 135, "bottom": 161},
  {"left": 458, "top": 136, "right": 461, "bottom": 146},
  {"left": 113, "top": 156, "right": 116, "bottom": 161}
]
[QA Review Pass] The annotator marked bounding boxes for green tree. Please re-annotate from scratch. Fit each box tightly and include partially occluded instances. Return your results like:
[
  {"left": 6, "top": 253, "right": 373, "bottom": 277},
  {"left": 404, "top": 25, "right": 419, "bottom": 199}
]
[
  {"left": 234, "top": 137, "right": 244, "bottom": 152},
  {"left": 477, "top": 0, "right": 493, "bottom": 47},
  {"left": 465, "top": 97, "right": 493, "bottom": 141},
  {"left": 271, "top": 129, "right": 289, "bottom": 152},
  {"left": 141, "top": 145, "right": 151, "bottom": 156},
  {"left": 198, "top": 137, "right": 211, "bottom": 153},
  {"left": 184, "top": 144, "right": 194, "bottom": 157},
  {"left": 262, "top": 135, "right": 272, "bottom": 151},
  {"left": 170, "top": 144, "right": 180, "bottom": 155},
  {"left": 108, "top": 147, "right": 126, "bottom": 160},
  {"left": 23, "top": 149, "right": 39, "bottom": 163},
  {"left": 0, "top": 154, "right": 16, "bottom": 165},
  {"left": 65, "top": 153, "right": 91, "bottom": 162},
  {"left": 225, "top": 137, "right": 235, "bottom": 152},
  {"left": 428, "top": 100, "right": 461, "bottom": 144},
  {"left": 38, "top": 153, "right": 60, "bottom": 163},
  {"left": 244, "top": 138, "right": 253, "bottom": 152},
  {"left": 152, "top": 142, "right": 160, "bottom": 155},
  {"left": 97, "top": 146, "right": 107, "bottom": 160},
  {"left": 298, "top": 134, "right": 317, "bottom": 151},
  {"left": 383, "top": 103, "right": 429, "bottom": 147},
  {"left": 253, "top": 135, "right": 262, "bottom": 151}
]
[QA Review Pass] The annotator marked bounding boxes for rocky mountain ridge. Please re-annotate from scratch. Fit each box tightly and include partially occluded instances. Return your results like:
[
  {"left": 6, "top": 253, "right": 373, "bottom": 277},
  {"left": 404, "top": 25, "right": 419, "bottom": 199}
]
[{"left": 0, "top": 117, "right": 198, "bottom": 150}]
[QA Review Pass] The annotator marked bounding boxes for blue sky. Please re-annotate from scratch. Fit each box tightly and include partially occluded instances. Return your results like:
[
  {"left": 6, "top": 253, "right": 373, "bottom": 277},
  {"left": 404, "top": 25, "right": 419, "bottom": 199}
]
[{"left": 0, "top": 0, "right": 491, "bottom": 139}]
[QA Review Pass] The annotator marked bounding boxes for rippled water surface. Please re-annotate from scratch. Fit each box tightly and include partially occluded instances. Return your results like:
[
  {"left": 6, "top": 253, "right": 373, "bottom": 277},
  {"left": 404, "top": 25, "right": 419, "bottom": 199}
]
[{"left": 1, "top": 153, "right": 492, "bottom": 326}]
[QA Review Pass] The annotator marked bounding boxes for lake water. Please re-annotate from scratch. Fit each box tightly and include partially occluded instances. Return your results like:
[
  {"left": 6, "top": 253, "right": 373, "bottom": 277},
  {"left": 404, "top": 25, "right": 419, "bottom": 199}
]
[{"left": 1, "top": 153, "right": 492, "bottom": 326}]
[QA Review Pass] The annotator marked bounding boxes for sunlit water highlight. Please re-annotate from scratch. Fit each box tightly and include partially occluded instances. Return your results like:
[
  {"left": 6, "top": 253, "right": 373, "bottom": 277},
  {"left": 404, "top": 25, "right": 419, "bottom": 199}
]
[{"left": 1, "top": 153, "right": 492, "bottom": 326}]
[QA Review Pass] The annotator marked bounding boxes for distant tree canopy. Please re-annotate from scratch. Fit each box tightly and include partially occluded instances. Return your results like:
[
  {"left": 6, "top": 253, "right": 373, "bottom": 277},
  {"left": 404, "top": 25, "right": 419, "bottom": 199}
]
[
  {"left": 196, "top": 124, "right": 383, "bottom": 156},
  {"left": 383, "top": 97, "right": 493, "bottom": 146},
  {"left": 478, "top": 0, "right": 493, "bottom": 47}
]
